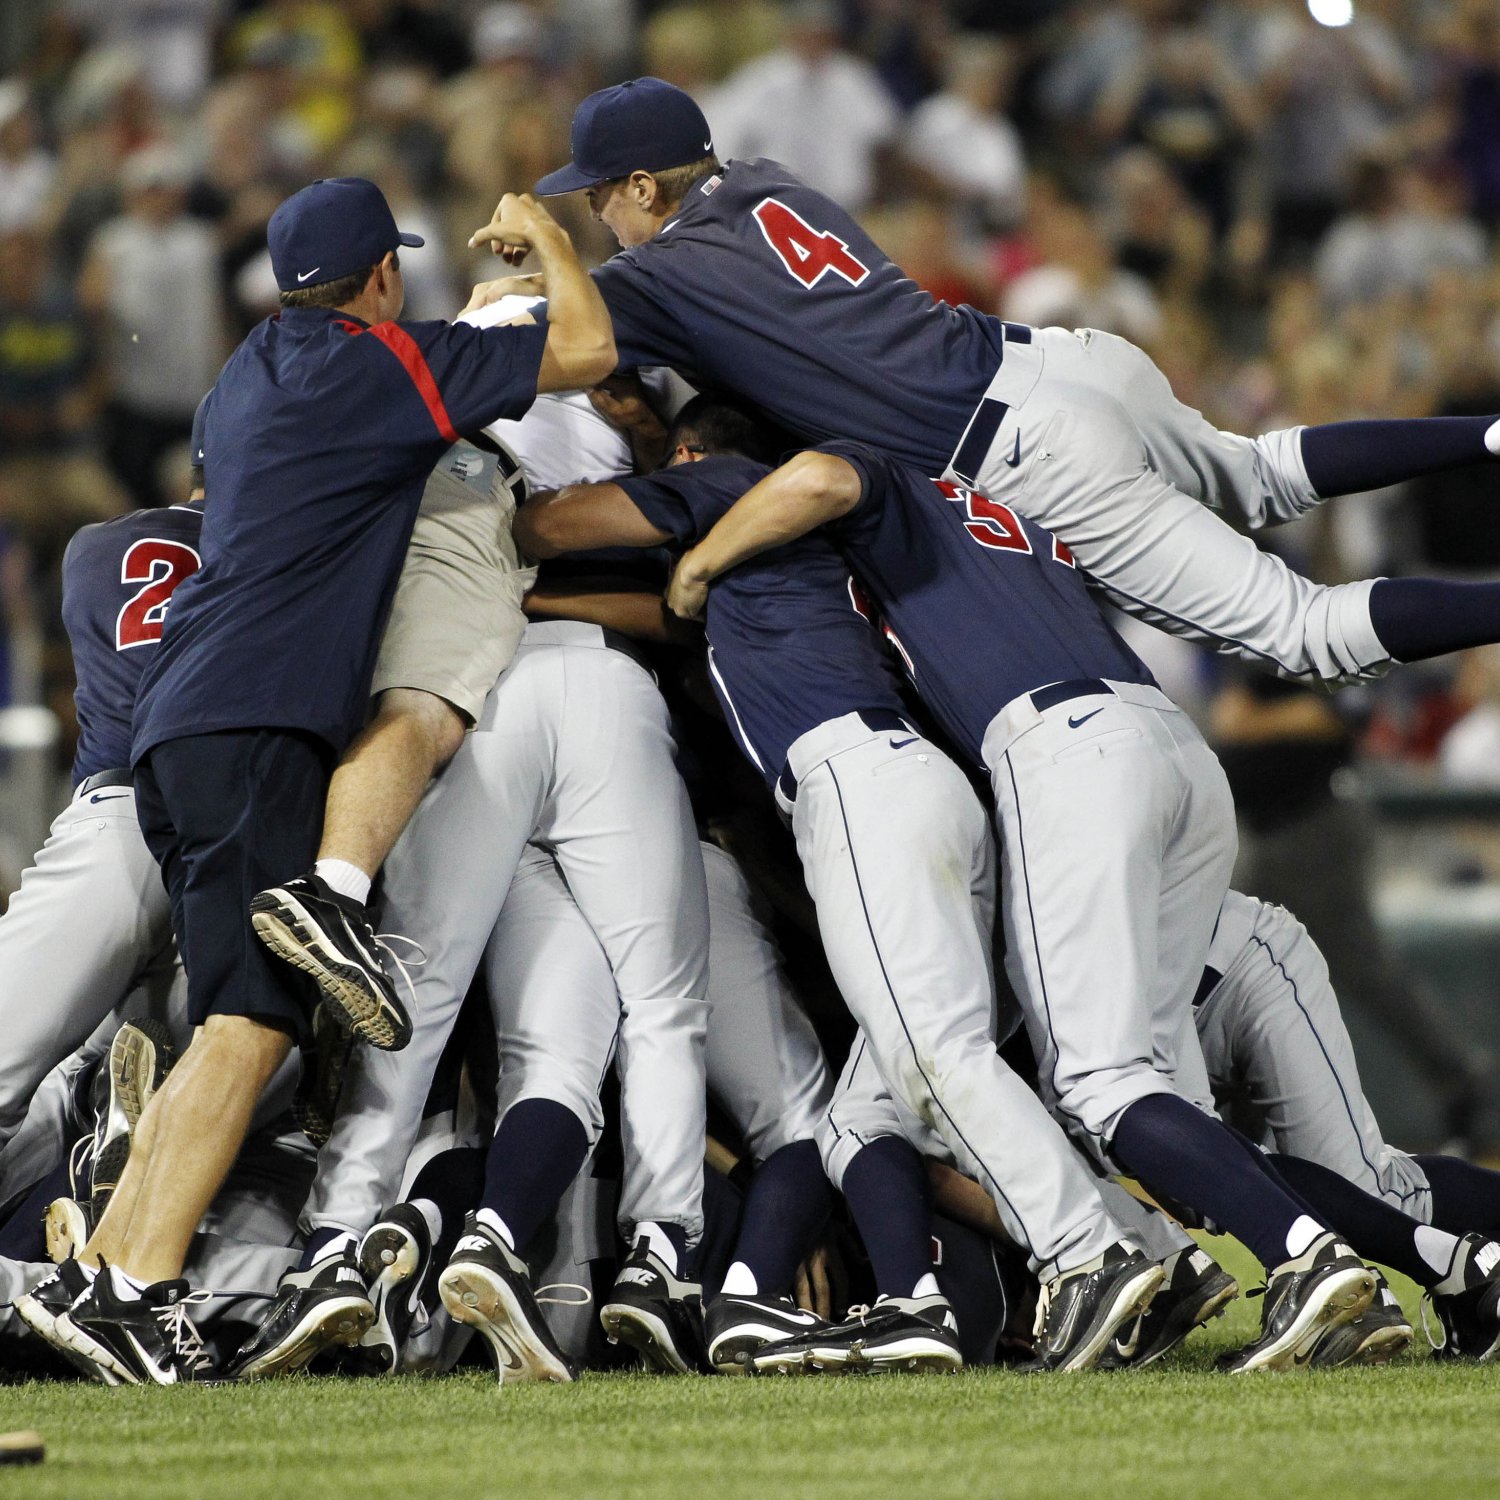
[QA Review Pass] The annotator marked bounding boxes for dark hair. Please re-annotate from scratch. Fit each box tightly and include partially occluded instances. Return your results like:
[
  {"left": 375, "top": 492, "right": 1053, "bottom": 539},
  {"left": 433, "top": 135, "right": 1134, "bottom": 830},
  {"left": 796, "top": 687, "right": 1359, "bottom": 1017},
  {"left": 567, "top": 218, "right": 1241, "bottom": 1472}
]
[
  {"left": 650, "top": 154, "right": 720, "bottom": 207},
  {"left": 278, "top": 252, "right": 397, "bottom": 310},
  {"left": 668, "top": 396, "right": 779, "bottom": 465}
]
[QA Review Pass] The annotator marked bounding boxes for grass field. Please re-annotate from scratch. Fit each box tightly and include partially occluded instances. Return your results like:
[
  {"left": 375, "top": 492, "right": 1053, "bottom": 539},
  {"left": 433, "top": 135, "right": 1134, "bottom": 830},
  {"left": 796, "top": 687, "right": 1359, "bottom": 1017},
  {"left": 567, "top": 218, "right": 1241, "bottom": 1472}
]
[{"left": 1, "top": 1239, "right": 1495, "bottom": 1500}]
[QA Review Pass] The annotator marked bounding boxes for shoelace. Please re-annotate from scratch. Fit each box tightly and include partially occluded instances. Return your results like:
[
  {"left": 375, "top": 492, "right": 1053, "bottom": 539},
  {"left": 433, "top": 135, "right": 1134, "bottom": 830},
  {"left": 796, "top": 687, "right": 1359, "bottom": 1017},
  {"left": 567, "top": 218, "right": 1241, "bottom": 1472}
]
[
  {"left": 1419, "top": 1293, "right": 1447, "bottom": 1352},
  {"left": 68, "top": 1133, "right": 96, "bottom": 1198},
  {"left": 374, "top": 932, "right": 426, "bottom": 1013},
  {"left": 1031, "top": 1281, "right": 1054, "bottom": 1343},
  {"left": 156, "top": 1291, "right": 215, "bottom": 1375},
  {"left": 536, "top": 1283, "right": 591, "bottom": 1308}
]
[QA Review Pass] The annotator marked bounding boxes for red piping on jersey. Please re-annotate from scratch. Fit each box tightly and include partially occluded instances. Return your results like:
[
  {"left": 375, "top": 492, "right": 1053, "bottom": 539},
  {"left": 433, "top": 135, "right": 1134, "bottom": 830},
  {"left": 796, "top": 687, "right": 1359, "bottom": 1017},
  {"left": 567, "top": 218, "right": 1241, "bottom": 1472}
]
[{"left": 348, "top": 320, "right": 460, "bottom": 444}]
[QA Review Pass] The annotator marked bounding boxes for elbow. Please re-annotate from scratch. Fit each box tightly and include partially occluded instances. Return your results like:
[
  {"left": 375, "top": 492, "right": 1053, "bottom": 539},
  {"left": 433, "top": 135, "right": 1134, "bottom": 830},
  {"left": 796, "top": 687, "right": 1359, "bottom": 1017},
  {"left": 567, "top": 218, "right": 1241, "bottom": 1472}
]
[
  {"left": 513, "top": 505, "right": 562, "bottom": 559},
  {"left": 792, "top": 452, "right": 861, "bottom": 519}
]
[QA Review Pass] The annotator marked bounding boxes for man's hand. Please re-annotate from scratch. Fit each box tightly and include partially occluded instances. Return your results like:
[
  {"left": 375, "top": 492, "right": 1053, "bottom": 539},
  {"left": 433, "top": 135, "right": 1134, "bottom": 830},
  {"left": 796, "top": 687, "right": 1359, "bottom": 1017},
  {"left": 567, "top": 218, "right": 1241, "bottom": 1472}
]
[
  {"left": 794, "top": 1243, "right": 835, "bottom": 1321},
  {"left": 589, "top": 374, "right": 659, "bottom": 433},
  {"left": 460, "top": 273, "right": 546, "bottom": 317},
  {"left": 469, "top": 193, "right": 567, "bottom": 266},
  {"left": 667, "top": 553, "right": 710, "bottom": 620}
]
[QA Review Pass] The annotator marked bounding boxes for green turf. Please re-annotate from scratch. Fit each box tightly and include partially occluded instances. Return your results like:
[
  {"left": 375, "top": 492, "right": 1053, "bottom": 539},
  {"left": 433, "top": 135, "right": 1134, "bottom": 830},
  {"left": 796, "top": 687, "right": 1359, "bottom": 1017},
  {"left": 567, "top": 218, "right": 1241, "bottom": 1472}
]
[{"left": 1, "top": 1239, "right": 1494, "bottom": 1500}]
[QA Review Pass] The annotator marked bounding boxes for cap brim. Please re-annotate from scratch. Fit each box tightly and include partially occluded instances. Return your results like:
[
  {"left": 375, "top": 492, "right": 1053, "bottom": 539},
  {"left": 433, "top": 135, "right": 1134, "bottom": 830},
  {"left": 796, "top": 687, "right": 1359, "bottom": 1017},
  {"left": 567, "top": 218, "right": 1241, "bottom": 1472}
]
[
  {"left": 533, "top": 162, "right": 599, "bottom": 196},
  {"left": 398, "top": 231, "right": 425, "bottom": 248}
]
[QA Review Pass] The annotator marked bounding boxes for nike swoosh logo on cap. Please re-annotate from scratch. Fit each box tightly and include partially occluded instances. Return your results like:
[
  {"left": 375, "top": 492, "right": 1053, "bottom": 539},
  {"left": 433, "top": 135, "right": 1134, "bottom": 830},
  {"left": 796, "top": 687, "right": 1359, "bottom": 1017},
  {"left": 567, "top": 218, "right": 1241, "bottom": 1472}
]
[{"left": 296, "top": 268, "right": 322, "bottom": 283}]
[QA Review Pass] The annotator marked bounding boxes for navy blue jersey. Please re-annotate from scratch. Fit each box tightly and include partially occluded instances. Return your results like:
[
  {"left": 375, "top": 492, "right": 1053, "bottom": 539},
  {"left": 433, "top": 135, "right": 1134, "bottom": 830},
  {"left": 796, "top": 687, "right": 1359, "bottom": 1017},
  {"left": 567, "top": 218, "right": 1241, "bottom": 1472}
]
[
  {"left": 133, "top": 307, "right": 548, "bottom": 761},
  {"left": 594, "top": 160, "right": 1006, "bottom": 473},
  {"left": 617, "top": 455, "right": 905, "bottom": 786},
  {"left": 821, "top": 441, "right": 1156, "bottom": 766},
  {"left": 61, "top": 504, "right": 205, "bottom": 784}
]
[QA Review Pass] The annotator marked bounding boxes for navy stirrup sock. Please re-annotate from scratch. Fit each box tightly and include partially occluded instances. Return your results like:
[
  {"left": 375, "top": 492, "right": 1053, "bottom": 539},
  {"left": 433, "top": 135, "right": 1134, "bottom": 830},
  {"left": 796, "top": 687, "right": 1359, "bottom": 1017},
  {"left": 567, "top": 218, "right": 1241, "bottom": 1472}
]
[
  {"left": 1268, "top": 1153, "right": 1441, "bottom": 1288},
  {"left": 1110, "top": 1094, "right": 1325, "bottom": 1270},
  {"left": 481, "top": 1098, "right": 589, "bottom": 1258},
  {"left": 730, "top": 1139, "right": 834, "bottom": 1297},
  {"left": 1369, "top": 577, "right": 1500, "bottom": 663},
  {"left": 841, "top": 1135, "right": 936, "bottom": 1298},
  {"left": 409, "top": 1143, "right": 486, "bottom": 1267},
  {"left": 1300, "top": 416, "right": 1499, "bottom": 497},
  {"left": 1415, "top": 1155, "right": 1500, "bottom": 1240}
]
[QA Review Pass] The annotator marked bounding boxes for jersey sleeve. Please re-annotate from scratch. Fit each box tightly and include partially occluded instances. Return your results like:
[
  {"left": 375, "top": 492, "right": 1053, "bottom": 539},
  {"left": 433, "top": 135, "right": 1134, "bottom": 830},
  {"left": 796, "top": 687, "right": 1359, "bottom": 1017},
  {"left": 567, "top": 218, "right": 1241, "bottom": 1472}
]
[
  {"left": 811, "top": 438, "right": 892, "bottom": 544},
  {"left": 380, "top": 316, "right": 550, "bottom": 441},
  {"left": 593, "top": 258, "right": 697, "bottom": 373},
  {"left": 614, "top": 469, "right": 704, "bottom": 544}
]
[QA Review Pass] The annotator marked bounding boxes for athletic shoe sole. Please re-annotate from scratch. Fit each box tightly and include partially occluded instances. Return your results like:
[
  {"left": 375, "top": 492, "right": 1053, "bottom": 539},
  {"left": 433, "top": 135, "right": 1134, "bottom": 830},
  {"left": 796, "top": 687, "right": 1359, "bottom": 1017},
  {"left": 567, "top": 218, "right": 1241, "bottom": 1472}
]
[
  {"left": 1316, "top": 1319, "right": 1413, "bottom": 1368},
  {"left": 1053, "top": 1262, "right": 1167, "bottom": 1373},
  {"left": 54, "top": 1311, "right": 140, "bottom": 1384},
  {"left": 15, "top": 1289, "right": 119, "bottom": 1385},
  {"left": 1229, "top": 1265, "right": 1377, "bottom": 1373},
  {"left": 750, "top": 1332, "right": 963, "bottom": 1376},
  {"left": 355, "top": 1221, "right": 424, "bottom": 1374},
  {"left": 231, "top": 1294, "right": 375, "bottom": 1381},
  {"left": 250, "top": 891, "right": 409, "bottom": 1051},
  {"left": 600, "top": 1302, "right": 696, "bottom": 1375},
  {"left": 439, "top": 1264, "right": 575, "bottom": 1384},
  {"left": 90, "top": 1020, "right": 174, "bottom": 1221},
  {"left": 44, "top": 1200, "right": 89, "bottom": 1266}
]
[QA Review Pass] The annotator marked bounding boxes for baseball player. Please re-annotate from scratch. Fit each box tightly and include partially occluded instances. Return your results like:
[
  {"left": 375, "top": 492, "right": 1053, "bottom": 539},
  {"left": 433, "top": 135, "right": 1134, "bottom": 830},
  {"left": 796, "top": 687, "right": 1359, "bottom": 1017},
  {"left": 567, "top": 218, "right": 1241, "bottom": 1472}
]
[
  {"left": 24, "top": 177, "right": 606, "bottom": 1388},
  {"left": 515, "top": 397, "right": 1174, "bottom": 1374},
  {"left": 519, "top": 77, "right": 1500, "bottom": 697},
  {"left": 1196, "top": 891, "right": 1500, "bottom": 1360},
  {"left": 666, "top": 439, "right": 1387, "bottom": 1372},
  {"left": 0, "top": 412, "right": 204, "bottom": 1160}
]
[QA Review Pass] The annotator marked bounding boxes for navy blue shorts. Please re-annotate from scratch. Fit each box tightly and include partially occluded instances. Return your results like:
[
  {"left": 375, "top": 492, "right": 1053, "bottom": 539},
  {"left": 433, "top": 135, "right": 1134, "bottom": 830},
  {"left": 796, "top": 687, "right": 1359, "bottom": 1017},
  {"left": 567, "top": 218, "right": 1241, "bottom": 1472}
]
[{"left": 136, "top": 729, "right": 330, "bottom": 1041}]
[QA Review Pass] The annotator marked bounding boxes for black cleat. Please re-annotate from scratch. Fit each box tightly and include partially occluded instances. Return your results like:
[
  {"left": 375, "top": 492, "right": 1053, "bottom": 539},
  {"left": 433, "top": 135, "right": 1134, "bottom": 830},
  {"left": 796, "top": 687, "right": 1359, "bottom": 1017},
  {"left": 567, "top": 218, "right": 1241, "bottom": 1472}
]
[
  {"left": 250, "top": 873, "right": 412, "bottom": 1050},
  {"left": 58, "top": 1268, "right": 213, "bottom": 1385},
  {"left": 748, "top": 1294, "right": 963, "bottom": 1376},
  {"left": 1426, "top": 1234, "right": 1500, "bottom": 1362},
  {"left": 353, "top": 1203, "right": 435, "bottom": 1375},
  {"left": 225, "top": 1252, "right": 374, "bottom": 1380},
  {"left": 14, "top": 1260, "right": 115, "bottom": 1382},
  {"left": 1026, "top": 1244, "right": 1166, "bottom": 1372},
  {"left": 599, "top": 1238, "right": 709, "bottom": 1374},
  {"left": 293, "top": 1003, "right": 357, "bottom": 1147},
  {"left": 1219, "top": 1234, "right": 1376, "bottom": 1373},
  {"left": 438, "top": 1215, "right": 579, "bottom": 1384},
  {"left": 1098, "top": 1247, "right": 1239, "bottom": 1369},
  {"left": 1306, "top": 1276, "right": 1412, "bottom": 1368},
  {"left": 90, "top": 1020, "right": 175, "bottom": 1223},
  {"left": 705, "top": 1293, "right": 828, "bottom": 1374}
]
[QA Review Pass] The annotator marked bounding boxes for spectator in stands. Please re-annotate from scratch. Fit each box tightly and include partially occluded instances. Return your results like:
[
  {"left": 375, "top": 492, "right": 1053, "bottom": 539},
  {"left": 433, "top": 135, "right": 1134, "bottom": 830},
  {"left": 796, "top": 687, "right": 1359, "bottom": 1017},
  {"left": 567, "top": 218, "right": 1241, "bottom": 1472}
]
[
  {"left": 78, "top": 144, "right": 224, "bottom": 509},
  {"left": 0, "top": 84, "right": 54, "bottom": 234},
  {"left": 641, "top": 0, "right": 783, "bottom": 88}
]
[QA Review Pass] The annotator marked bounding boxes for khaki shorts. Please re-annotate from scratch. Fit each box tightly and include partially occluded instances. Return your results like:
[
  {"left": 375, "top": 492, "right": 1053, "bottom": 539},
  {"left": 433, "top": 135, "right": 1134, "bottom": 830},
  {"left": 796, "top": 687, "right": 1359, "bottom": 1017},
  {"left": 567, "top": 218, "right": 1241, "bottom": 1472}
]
[{"left": 372, "top": 441, "right": 535, "bottom": 724}]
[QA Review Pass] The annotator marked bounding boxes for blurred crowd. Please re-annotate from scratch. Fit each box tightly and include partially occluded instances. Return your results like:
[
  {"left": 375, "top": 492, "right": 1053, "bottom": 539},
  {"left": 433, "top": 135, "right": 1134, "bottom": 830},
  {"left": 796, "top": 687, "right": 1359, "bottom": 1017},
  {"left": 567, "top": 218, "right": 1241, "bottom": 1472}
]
[{"left": 2, "top": 0, "right": 1500, "bottom": 785}]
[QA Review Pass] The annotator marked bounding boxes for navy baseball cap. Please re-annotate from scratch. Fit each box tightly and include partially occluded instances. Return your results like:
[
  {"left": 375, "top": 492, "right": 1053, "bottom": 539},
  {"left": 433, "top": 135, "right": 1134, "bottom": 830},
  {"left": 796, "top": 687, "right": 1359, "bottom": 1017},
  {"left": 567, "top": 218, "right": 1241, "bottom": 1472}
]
[
  {"left": 267, "top": 177, "right": 424, "bottom": 292},
  {"left": 534, "top": 78, "right": 714, "bottom": 196}
]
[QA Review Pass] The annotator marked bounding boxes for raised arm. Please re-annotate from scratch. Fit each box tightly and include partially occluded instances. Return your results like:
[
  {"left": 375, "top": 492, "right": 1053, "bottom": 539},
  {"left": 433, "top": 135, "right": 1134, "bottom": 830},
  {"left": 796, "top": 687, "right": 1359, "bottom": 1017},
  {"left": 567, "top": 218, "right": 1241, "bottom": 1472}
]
[
  {"left": 468, "top": 194, "right": 616, "bottom": 392},
  {"left": 665, "top": 451, "right": 862, "bottom": 619}
]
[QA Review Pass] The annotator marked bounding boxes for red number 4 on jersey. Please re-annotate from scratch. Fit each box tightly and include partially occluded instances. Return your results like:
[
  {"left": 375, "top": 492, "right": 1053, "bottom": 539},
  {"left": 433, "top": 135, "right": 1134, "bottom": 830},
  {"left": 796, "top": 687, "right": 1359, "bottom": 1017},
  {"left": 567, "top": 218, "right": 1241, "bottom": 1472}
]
[{"left": 752, "top": 198, "right": 871, "bottom": 289}]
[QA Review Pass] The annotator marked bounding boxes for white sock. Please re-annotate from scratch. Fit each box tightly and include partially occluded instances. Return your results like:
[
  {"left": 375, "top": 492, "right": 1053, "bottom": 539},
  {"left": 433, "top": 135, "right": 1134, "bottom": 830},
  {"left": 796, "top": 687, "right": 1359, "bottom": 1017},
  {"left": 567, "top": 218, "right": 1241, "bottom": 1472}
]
[
  {"left": 636, "top": 1221, "right": 679, "bottom": 1274},
  {"left": 910, "top": 1272, "right": 940, "bottom": 1300},
  {"left": 314, "top": 858, "right": 372, "bottom": 906},
  {"left": 1284, "top": 1214, "right": 1324, "bottom": 1261},
  {"left": 1415, "top": 1224, "right": 1462, "bottom": 1282},
  {"left": 720, "top": 1261, "right": 758, "bottom": 1297},
  {"left": 1485, "top": 417, "right": 1500, "bottom": 456},
  {"left": 411, "top": 1198, "right": 443, "bottom": 1246},
  {"left": 110, "top": 1266, "right": 148, "bottom": 1298},
  {"left": 475, "top": 1207, "right": 515, "bottom": 1250},
  {"left": 313, "top": 1232, "right": 358, "bottom": 1266}
]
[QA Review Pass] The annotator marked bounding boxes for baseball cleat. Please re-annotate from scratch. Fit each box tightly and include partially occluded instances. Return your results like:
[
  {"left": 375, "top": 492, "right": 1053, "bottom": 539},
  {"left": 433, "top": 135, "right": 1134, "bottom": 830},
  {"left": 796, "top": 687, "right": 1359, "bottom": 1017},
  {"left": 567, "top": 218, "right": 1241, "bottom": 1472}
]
[
  {"left": 1027, "top": 1244, "right": 1166, "bottom": 1372},
  {"left": 225, "top": 1252, "right": 374, "bottom": 1380},
  {"left": 1098, "top": 1247, "right": 1238, "bottom": 1369},
  {"left": 1425, "top": 1233, "right": 1500, "bottom": 1362},
  {"left": 705, "top": 1293, "right": 828, "bottom": 1373},
  {"left": 250, "top": 873, "right": 412, "bottom": 1051},
  {"left": 1219, "top": 1234, "right": 1376, "bottom": 1373},
  {"left": 44, "top": 1197, "right": 92, "bottom": 1266},
  {"left": 748, "top": 1294, "right": 963, "bottom": 1376},
  {"left": 352, "top": 1202, "right": 434, "bottom": 1375},
  {"left": 58, "top": 1268, "right": 213, "bottom": 1385},
  {"left": 14, "top": 1259, "right": 115, "bottom": 1382},
  {"left": 599, "top": 1238, "right": 709, "bottom": 1374},
  {"left": 89, "top": 1019, "right": 175, "bottom": 1223},
  {"left": 1305, "top": 1276, "right": 1412, "bottom": 1368},
  {"left": 293, "top": 1003, "right": 357, "bottom": 1147},
  {"left": 438, "top": 1214, "right": 579, "bottom": 1384}
]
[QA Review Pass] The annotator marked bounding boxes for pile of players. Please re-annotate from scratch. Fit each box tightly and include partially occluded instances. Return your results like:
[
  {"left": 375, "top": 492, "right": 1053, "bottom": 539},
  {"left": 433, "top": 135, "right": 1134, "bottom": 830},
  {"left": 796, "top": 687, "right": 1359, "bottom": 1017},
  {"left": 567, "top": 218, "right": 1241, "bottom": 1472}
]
[{"left": 4, "top": 78, "right": 1500, "bottom": 1389}]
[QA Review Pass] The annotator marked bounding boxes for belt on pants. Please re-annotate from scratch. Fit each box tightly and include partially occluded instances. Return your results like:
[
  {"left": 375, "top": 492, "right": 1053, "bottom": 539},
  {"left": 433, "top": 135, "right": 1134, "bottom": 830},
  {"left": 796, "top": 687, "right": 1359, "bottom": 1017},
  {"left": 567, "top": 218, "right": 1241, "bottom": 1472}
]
[
  {"left": 949, "top": 322, "right": 1033, "bottom": 487},
  {"left": 1028, "top": 678, "right": 1114, "bottom": 714},
  {"left": 74, "top": 766, "right": 133, "bottom": 801},
  {"left": 776, "top": 708, "right": 913, "bottom": 805}
]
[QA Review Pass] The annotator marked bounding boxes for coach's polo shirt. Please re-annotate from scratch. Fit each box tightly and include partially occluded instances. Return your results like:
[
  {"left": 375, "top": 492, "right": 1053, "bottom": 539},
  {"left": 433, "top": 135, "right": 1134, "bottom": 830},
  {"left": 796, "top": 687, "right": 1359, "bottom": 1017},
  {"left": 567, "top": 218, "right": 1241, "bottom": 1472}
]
[{"left": 133, "top": 305, "right": 547, "bottom": 761}]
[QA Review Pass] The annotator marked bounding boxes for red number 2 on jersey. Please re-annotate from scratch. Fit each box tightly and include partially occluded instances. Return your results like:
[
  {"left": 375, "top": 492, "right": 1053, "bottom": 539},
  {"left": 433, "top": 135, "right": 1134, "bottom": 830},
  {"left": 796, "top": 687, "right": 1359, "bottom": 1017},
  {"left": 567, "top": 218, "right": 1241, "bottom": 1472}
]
[
  {"left": 116, "top": 538, "right": 202, "bottom": 650},
  {"left": 752, "top": 198, "right": 871, "bottom": 289}
]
